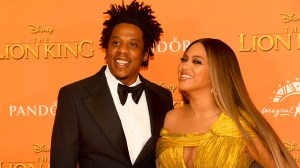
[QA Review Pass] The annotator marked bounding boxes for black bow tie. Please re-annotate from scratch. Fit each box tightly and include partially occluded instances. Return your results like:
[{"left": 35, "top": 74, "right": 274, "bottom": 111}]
[{"left": 117, "top": 83, "right": 145, "bottom": 105}]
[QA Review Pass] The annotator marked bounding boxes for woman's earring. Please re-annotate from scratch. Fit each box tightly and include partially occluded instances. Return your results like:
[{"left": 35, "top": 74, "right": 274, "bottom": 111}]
[{"left": 211, "top": 88, "right": 218, "bottom": 96}]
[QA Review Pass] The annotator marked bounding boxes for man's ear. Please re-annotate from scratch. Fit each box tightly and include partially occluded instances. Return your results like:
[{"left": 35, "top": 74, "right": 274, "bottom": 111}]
[{"left": 143, "top": 52, "right": 149, "bottom": 62}]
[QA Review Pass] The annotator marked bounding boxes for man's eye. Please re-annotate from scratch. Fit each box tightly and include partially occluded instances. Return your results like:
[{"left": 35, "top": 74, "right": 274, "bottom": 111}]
[
  {"left": 112, "top": 41, "right": 120, "bottom": 45},
  {"left": 180, "top": 57, "right": 188, "bottom": 62},
  {"left": 129, "top": 43, "right": 137, "bottom": 47}
]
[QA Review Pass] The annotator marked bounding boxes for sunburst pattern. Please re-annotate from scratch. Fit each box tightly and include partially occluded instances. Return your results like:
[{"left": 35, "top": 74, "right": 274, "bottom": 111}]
[{"left": 272, "top": 78, "right": 300, "bottom": 102}]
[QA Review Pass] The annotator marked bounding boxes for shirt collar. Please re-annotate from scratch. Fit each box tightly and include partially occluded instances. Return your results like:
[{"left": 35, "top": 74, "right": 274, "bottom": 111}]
[{"left": 105, "top": 66, "right": 142, "bottom": 95}]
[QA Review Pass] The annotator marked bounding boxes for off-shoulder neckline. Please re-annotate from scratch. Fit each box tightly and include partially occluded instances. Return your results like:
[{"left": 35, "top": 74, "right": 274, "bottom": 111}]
[{"left": 161, "top": 112, "right": 226, "bottom": 136}]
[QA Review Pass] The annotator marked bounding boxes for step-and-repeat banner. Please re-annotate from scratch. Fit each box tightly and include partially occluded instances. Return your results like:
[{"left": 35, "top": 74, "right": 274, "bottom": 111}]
[{"left": 0, "top": 0, "right": 299, "bottom": 167}]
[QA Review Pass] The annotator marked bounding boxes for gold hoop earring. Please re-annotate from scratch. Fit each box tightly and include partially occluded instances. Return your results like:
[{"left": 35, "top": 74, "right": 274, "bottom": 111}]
[{"left": 211, "top": 89, "right": 218, "bottom": 96}]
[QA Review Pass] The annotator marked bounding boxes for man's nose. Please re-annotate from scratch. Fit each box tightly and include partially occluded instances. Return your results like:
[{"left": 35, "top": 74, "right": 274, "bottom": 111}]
[{"left": 117, "top": 43, "right": 129, "bottom": 54}]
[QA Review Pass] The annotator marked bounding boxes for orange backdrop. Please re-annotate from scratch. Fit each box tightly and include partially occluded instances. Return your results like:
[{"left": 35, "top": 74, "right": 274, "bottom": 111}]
[{"left": 0, "top": 0, "right": 299, "bottom": 167}]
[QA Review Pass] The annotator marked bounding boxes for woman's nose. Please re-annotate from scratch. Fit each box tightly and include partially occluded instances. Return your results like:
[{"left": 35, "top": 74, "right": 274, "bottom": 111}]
[{"left": 182, "top": 62, "right": 191, "bottom": 70}]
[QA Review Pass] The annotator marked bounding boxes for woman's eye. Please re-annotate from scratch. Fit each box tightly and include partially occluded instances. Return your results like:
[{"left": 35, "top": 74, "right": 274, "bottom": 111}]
[
  {"left": 180, "top": 57, "right": 188, "bottom": 62},
  {"left": 193, "top": 60, "right": 202, "bottom": 64}
]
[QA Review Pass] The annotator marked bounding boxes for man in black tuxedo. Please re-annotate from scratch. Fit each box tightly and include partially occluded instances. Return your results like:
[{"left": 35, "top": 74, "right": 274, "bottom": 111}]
[{"left": 50, "top": 0, "right": 173, "bottom": 167}]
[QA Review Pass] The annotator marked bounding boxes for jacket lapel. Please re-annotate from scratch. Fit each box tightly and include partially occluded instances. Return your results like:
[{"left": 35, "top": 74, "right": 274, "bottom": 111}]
[
  {"left": 83, "top": 66, "right": 130, "bottom": 162},
  {"left": 134, "top": 77, "right": 165, "bottom": 165},
  {"left": 144, "top": 82, "right": 165, "bottom": 140}
]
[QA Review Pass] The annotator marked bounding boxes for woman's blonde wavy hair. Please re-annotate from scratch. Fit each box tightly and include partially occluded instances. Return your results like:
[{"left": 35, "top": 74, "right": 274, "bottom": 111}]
[{"left": 181, "top": 38, "right": 297, "bottom": 168}]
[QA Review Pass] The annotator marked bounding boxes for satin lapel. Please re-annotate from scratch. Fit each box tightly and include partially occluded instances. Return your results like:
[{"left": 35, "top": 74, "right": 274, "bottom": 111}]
[
  {"left": 83, "top": 67, "right": 130, "bottom": 162},
  {"left": 144, "top": 84, "right": 164, "bottom": 140},
  {"left": 134, "top": 78, "right": 165, "bottom": 164}
]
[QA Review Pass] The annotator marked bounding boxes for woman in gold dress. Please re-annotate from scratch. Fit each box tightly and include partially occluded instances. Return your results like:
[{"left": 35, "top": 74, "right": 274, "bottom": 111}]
[{"left": 156, "top": 38, "right": 298, "bottom": 168}]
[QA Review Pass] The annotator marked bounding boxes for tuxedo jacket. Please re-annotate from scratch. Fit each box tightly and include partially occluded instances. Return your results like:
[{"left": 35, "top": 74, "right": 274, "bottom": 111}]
[{"left": 50, "top": 65, "right": 174, "bottom": 168}]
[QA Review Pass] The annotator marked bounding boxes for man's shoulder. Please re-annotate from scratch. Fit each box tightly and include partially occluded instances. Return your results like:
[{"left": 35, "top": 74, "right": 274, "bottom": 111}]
[
  {"left": 141, "top": 77, "right": 173, "bottom": 106},
  {"left": 142, "top": 77, "right": 170, "bottom": 93},
  {"left": 60, "top": 67, "right": 105, "bottom": 91}
]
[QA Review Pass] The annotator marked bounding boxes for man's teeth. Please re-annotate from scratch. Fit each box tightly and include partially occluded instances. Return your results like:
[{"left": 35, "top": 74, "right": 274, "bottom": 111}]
[
  {"left": 181, "top": 74, "right": 192, "bottom": 79},
  {"left": 116, "top": 60, "right": 129, "bottom": 64}
]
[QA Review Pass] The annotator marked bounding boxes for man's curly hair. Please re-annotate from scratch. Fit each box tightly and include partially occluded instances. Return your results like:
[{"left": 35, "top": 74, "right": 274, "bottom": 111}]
[{"left": 100, "top": 0, "right": 163, "bottom": 67}]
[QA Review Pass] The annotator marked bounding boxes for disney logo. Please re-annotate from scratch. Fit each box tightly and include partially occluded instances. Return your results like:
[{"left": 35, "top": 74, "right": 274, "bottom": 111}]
[
  {"left": 32, "top": 144, "right": 50, "bottom": 153},
  {"left": 279, "top": 13, "right": 300, "bottom": 23},
  {"left": 284, "top": 142, "right": 300, "bottom": 151},
  {"left": 28, "top": 24, "right": 54, "bottom": 35}
]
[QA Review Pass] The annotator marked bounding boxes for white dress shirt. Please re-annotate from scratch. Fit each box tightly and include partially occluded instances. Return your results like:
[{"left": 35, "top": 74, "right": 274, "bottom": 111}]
[{"left": 105, "top": 67, "right": 151, "bottom": 164}]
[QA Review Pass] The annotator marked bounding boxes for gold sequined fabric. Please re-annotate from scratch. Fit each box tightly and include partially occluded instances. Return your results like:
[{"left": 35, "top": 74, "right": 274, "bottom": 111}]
[{"left": 156, "top": 112, "right": 256, "bottom": 168}]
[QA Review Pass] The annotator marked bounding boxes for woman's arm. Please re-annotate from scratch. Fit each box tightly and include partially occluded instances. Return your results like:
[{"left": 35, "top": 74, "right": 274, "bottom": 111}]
[{"left": 246, "top": 137, "right": 276, "bottom": 168}]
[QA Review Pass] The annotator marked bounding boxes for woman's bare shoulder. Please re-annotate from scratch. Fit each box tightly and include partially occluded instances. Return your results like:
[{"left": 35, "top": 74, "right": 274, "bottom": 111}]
[{"left": 164, "top": 107, "right": 185, "bottom": 129}]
